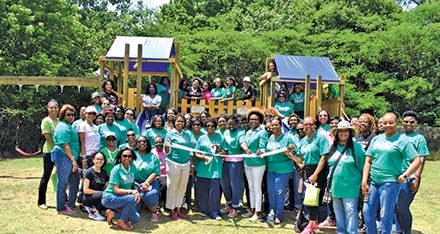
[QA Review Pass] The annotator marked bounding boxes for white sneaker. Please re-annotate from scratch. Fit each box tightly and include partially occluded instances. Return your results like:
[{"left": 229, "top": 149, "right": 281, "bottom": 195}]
[
  {"left": 89, "top": 211, "right": 105, "bottom": 221},
  {"left": 249, "top": 214, "right": 259, "bottom": 222},
  {"left": 84, "top": 206, "right": 92, "bottom": 214}
]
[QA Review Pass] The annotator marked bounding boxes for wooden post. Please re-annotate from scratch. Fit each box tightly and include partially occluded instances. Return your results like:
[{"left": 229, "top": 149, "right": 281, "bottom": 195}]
[
  {"left": 339, "top": 76, "right": 346, "bottom": 118},
  {"left": 316, "top": 75, "right": 322, "bottom": 112},
  {"left": 99, "top": 51, "right": 105, "bottom": 93},
  {"left": 304, "top": 75, "right": 310, "bottom": 117},
  {"left": 170, "top": 40, "right": 180, "bottom": 109},
  {"left": 123, "top": 44, "right": 130, "bottom": 108},
  {"left": 136, "top": 44, "right": 143, "bottom": 113}
]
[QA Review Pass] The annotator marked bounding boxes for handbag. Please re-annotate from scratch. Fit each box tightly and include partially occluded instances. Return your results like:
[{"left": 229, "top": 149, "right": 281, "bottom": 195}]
[
  {"left": 322, "top": 146, "right": 347, "bottom": 204},
  {"left": 303, "top": 184, "right": 320, "bottom": 207}
]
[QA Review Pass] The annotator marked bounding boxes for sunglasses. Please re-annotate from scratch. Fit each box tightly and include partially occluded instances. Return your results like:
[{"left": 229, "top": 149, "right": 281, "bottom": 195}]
[
  {"left": 87, "top": 112, "right": 96, "bottom": 115},
  {"left": 103, "top": 103, "right": 110, "bottom": 106},
  {"left": 122, "top": 154, "right": 132, "bottom": 158},
  {"left": 137, "top": 140, "right": 147, "bottom": 143},
  {"left": 106, "top": 138, "right": 116, "bottom": 141},
  {"left": 296, "top": 128, "right": 304, "bottom": 131},
  {"left": 192, "top": 123, "right": 201, "bottom": 126},
  {"left": 126, "top": 113, "right": 134, "bottom": 116},
  {"left": 206, "top": 124, "right": 215, "bottom": 128},
  {"left": 403, "top": 120, "right": 416, "bottom": 124},
  {"left": 66, "top": 113, "right": 75, "bottom": 117},
  {"left": 155, "top": 141, "right": 163, "bottom": 145},
  {"left": 127, "top": 134, "right": 135, "bottom": 137}
]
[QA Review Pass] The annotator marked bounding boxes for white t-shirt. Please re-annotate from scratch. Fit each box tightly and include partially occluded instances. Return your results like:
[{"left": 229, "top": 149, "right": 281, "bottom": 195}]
[
  {"left": 142, "top": 94, "right": 162, "bottom": 106},
  {"left": 77, "top": 122, "right": 100, "bottom": 155}
]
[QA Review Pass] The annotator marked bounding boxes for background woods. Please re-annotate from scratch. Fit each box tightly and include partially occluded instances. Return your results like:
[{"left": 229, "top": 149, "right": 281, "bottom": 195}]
[{"left": 0, "top": 0, "right": 439, "bottom": 156}]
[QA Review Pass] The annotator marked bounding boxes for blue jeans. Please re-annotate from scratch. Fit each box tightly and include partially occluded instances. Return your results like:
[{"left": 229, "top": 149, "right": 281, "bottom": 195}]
[
  {"left": 395, "top": 177, "right": 417, "bottom": 234},
  {"left": 363, "top": 181, "right": 400, "bottom": 234},
  {"left": 102, "top": 194, "right": 140, "bottom": 223},
  {"left": 51, "top": 148, "right": 80, "bottom": 212},
  {"left": 221, "top": 161, "right": 244, "bottom": 208},
  {"left": 198, "top": 177, "right": 221, "bottom": 218},
  {"left": 290, "top": 170, "right": 303, "bottom": 209},
  {"left": 136, "top": 180, "right": 159, "bottom": 210},
  {"left": 267, "top": 172, "right": 291, "bottom": 221},
  {"left": 333, "top": 197, "right": 359, "bottom": 234}
]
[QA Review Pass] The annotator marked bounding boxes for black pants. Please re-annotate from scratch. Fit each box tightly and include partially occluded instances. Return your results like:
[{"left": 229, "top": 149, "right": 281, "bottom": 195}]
[
  {"left": 304, "top": 164, "right": 328, "bottom": 220},
  {"left": 82, "top": 191, "right": 105, "bottom": 211},
  {"left": 38, "top": 153, "right": 55, "bottom": 205},
  {"left": 157, "top": 176, "right": 167, "bottom": 205}
]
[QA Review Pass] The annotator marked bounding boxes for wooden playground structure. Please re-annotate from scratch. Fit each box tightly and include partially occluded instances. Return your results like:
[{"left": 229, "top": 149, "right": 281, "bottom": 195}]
[{"left": 0, "top": 36, "right": 345, "bottom": 118}]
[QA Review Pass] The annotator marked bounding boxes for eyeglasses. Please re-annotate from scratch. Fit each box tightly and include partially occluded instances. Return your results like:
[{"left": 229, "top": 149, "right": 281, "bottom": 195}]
[
  {"left": 206, "top": 124, "right": 215, "bottom": 128},
  {"left": 86, "top": 112, "right": 96, "bottom": 115},
  {"left": 278, "top": 96, "right": 286, "bottom": 98},
  {"left": 127, "top": 134, "right": 135, "bottom": 137},
  {"left": 137, "top": 140, "right": 147, "bottom": 143},
  {"left": 66, "top": 113, "right": 75, "bottom": 117},
  {"left": 103, "top": 103, "right": 110, "bottom": 106},
  {"left": 106, "top": 138, "right": 116, "bottom": 141},
  {"left": 122, "top": 154, "right": 132, "bottom": 158},
  {"left": 192, "top": 123, "right": 201, "bottom": 126},
  {"left": 319, "top": 114, "right": 328, "bottom": 117},
  {"left": 403, "top": 120, "right": 416, "bottom": 124},
  {"left": 330, "top": 122, "right": 339, "bottom": 125}
]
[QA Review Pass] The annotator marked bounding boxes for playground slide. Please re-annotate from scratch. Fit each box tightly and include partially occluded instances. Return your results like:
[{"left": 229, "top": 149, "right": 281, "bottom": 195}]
[{"left": 136, "top": 112, "right": 147, "bottom": 136}]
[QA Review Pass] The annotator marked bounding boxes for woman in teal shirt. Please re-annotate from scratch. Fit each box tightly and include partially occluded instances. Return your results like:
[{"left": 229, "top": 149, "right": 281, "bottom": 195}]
[
  {"left": 134, "top": 136, "right": 160, "bottom": 222},
  {"left": 51, "top": 104, "right": 80, "bottom": 215},
  {"left": 195, "top": 117, "right": 228, "bottom": 220},
  {"left": 264, "top": 117, "right": 297, "bottom": 224},
  {"left": 274, "top": 91, "right": 295, "bottom": 118},
  {"left": 144, "top": 115, "right": 167, "bottom": 149},
  {"left": 328, "top": 121, "right": 365, "bottom": 234},
  {"left": 102, "top": 148, "right": 140, "bottom": 231},
  {"left": 296, "top": 116, "right": 330, "bottom": 234},
  {"left": 210, "top": 78, "right": 226, "bottom": 104},
  {"left": 242, "top": 108, "right": 268, "bottom": 221},
  {"left": 164, "top": 115, "right": 196, "bottom": 220}
]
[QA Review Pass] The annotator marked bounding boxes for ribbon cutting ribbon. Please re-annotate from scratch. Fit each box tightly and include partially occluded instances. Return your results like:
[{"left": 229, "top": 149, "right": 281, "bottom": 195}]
[{"left": 165, "top": 142, "right": 287, "bottom": 158}]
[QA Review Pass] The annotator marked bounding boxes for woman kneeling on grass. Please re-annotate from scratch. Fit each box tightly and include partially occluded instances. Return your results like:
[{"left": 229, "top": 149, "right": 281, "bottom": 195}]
[
  {"left": 82, "top": 152, "right": 108, "bottom": 221},
  {"left": 101, "top": 148, "right": 141, "bottom": 231}
]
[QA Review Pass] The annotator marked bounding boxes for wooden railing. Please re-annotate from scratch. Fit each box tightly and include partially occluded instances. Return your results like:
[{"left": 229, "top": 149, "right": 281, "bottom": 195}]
[{"left": 178, "top": 99, "right": 262, "bottom": 117}]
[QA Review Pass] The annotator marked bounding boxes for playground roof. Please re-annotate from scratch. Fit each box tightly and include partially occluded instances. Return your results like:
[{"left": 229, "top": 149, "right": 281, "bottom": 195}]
[
  {"left": 273, "top": 55, "right": 340, "bottom": 83},
  {"left": 105, "top": 36, "right": 175, "bottom": 74}
]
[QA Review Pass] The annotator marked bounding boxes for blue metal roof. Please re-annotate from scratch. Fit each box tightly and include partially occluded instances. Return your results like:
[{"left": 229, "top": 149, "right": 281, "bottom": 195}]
[
  {"left": 274, "top": 55, "right": 340, "bottom": 83},
  {"left": 105, "top": 36, "right": 175, "bottom": 74}
]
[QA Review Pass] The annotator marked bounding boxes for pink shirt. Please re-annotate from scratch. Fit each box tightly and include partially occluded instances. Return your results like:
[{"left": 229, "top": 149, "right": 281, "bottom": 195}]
[{"left": 152, "top": 148, "right": 167, "bottom": 176}]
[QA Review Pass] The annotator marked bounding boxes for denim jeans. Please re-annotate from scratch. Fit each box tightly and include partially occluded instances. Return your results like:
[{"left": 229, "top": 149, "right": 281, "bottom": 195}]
[
  {"left": 333, "top": 197, "right": 359, "bottom": 234},
  {"left": 198, "top": 178, "right": 221, "bottom": 218},
  {"left": 395, "top": 177, "right": 417, "bottom": 234},
  {"left": 136, "top": 180, "right": 159, "bottom": 210},
  {"left": 51, "top": 148, "right": 80, "bottom": 212},
  {"left": 267, "top": 172, "right": 291, "bottom": 221},
  {"left": 102, "top": 194, "right": 140, "bottom": 223},
  {"left": 38, "top": 152, "right": 55, "bottom": 205},
  {"left": 363, "top": 181, "right": 400, "bottom": 234},
  {"left": 221, "top": 161, "right": 244, "bottom": 208},
  {"left": 289, "top": 170, "right": 303, "bottom": 209}
]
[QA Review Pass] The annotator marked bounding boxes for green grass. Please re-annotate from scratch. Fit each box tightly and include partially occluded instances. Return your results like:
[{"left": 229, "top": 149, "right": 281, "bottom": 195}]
[{"left": 0, "top": 157, "right": 439, "bottom": 234}]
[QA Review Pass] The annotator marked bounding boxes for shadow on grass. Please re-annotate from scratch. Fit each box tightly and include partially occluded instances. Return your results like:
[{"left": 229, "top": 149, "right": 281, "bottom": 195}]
[{"left": 0, "top": 175, "right": 40, "bottom": 179}]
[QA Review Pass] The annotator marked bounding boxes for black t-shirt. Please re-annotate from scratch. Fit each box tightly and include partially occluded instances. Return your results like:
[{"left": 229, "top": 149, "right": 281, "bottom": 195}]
[
  {"left": 100, "top": 91, "right": 118, "bottom": 105},
  {"left": 185, "top": 87, "right": 203, "bottom": 98},
  {"left": 85, "top": 167, "right": 108, "bottom": 191},
  {"left": 356, "top": 133, "right": 376, "bottom": 151},
  {"left": 241, "top": 86, "right": 257, "bottom": 102}
]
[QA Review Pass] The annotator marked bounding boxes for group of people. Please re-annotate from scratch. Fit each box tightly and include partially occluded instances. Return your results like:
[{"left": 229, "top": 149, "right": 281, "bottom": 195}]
[{"left": 36, "top": 76, "right": 427, "bottom": 233}]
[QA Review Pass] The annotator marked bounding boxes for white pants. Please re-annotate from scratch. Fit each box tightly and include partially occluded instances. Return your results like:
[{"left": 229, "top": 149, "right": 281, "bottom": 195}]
[
  {"left": 245, "top": 165, "right": 266, "bottom": 212},
  {"left": 165, "top": 159, "right": 190, "bottom": 210}
]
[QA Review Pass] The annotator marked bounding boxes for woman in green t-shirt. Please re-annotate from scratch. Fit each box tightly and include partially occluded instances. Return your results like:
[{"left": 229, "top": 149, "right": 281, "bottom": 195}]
[
  {"left": 38, "top": 99, "right": 59, "bottom": 210},
  {"left": 102, "top": 148, "right": 140, "bottom": 231}
]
